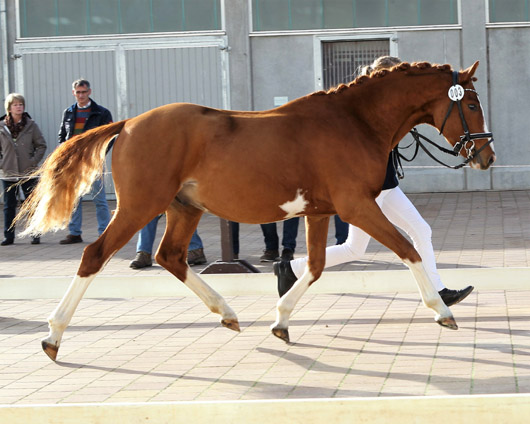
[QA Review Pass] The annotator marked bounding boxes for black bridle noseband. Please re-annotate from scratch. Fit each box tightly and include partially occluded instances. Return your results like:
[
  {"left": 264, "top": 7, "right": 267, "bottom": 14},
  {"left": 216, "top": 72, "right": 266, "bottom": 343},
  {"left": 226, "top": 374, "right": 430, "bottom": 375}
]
[{"left": 397, "top": 70, "right": 494, "bottom": 174}]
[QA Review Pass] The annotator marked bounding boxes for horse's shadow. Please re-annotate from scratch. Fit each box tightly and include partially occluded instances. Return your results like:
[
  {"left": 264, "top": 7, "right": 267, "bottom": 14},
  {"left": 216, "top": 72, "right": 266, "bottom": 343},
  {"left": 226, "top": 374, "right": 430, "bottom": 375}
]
[
  {"left": 2, "top": 313, "right": 530, "bottom": 343},
  {"left": 54, "top": 333, "right": 525, "bottom": 398},
  {"left": 55, "top": 359, "right": 385, "bottom": 397}
]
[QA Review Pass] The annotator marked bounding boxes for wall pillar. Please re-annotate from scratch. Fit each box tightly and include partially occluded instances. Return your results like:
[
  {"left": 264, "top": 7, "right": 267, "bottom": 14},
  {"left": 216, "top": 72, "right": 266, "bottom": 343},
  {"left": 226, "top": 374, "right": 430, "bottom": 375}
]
[
  {"left": 224, "top": 0, "right": 252, "bottom": 111},
  {"left": 460, "top": 0, "right": 492, "bottom": 190}
]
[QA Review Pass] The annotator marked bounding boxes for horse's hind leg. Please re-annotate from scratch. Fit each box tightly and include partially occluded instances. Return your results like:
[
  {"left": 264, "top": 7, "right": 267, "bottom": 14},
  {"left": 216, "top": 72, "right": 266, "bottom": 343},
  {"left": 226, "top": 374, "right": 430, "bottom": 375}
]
[
  {"left": 155, "top": 201, "right": 239, "bottom": 332},
  {"left": 271, "top": 216, "right": 329, "bottom": 342},
  {"left": 41, "top": 210, "right": 155, "bottom": 361}
]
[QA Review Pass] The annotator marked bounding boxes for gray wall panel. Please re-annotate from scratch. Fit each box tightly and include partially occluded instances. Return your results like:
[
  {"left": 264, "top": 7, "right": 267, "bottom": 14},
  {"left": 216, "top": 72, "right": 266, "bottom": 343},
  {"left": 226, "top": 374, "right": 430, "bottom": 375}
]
[
  {"left": 21, "top": 50, "right": 116, "bottom": 152},
  {"left": 487, "top": 28, "right": 530, "bottom": 167},
  {"left": 251, "top": 35, "right": 315, "bottom": 111},
  {"left": 126, "top": 46, "right": 223, "bottom": 118}
]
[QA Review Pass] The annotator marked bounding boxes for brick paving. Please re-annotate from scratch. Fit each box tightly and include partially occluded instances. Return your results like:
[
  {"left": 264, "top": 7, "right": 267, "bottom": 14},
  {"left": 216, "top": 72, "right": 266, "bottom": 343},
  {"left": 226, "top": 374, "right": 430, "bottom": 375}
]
[
  {"left": 0, "top": 190, "right": 530, "bottom": 405},
  {"left": 2, "top": 190, "right": 530, "bottom": 279}
]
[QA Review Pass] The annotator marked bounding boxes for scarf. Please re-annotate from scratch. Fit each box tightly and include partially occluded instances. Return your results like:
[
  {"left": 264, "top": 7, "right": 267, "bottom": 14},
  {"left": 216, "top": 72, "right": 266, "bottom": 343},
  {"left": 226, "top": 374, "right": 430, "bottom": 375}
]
[{"left": 5, "top": 112, "right": 27, "bottom": 140}]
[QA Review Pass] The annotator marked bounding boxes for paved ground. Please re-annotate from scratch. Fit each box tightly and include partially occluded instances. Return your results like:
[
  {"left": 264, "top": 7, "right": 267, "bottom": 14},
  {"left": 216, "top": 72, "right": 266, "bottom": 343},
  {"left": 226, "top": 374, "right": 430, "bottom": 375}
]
[
  {"left": 3, "top": 189, "right": 530, "bottom": 278},
  {"left": 0, "top": 190, "right": 530, "bottom": 405}
]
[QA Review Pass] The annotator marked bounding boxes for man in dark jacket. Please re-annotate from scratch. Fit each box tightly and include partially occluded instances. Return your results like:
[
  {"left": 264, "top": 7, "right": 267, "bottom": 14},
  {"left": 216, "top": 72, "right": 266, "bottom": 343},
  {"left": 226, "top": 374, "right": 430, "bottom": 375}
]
[{"left": 58, "top": 79, "right": 112, "bottom": 244}]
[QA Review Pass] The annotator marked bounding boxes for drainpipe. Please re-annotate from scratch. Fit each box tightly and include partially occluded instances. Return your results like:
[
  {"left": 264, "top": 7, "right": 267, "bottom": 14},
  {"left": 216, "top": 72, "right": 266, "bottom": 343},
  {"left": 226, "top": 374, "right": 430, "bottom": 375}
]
[{"left": 0, "top": 0, "right": 9, "bottom": 98}]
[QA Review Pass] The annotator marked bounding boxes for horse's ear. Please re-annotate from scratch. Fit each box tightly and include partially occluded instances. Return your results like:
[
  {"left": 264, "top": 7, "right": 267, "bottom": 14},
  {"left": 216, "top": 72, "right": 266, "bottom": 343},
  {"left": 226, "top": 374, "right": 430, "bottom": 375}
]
[{"left": 461, "top": 61, "right": 479, "bottom": 82}]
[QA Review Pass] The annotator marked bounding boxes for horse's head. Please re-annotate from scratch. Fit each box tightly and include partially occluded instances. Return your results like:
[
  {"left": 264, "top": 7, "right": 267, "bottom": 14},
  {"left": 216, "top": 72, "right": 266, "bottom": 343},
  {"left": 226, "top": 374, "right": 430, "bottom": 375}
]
[{"left": 432, "top": 61, "right": 496, "bottom": 170}]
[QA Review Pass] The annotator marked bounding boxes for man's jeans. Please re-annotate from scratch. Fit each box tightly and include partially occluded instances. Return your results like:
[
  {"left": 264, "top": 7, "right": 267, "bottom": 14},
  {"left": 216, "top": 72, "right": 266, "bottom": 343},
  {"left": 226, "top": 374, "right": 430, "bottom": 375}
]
[
  {"left": 260, "top": 217, "right": 299, "bottom": 251},
  {"left": 137, "top": 215, "right": 203, "bottom": 254},
  {"left": 68, "top": 177, "right": 111, "bottom": 236}
]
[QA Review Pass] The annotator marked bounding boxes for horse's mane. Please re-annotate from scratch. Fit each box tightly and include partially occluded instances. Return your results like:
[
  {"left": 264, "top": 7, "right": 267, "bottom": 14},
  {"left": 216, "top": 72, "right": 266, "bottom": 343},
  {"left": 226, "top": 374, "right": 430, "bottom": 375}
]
[{"left": 311, "top": 62, "right": 454, "bottom": 97}]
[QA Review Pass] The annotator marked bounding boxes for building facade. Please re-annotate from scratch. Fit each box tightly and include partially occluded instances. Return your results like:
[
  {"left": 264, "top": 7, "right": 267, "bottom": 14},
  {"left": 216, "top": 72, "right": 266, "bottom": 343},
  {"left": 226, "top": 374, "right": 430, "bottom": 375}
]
[{"left": 1, "top": 0, "right": 528, "bottom": 194}]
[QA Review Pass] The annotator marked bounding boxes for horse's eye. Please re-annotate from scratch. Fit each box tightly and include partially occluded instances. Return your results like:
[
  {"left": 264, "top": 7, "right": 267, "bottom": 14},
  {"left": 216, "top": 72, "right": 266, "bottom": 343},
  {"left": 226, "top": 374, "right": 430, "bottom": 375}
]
[{"left": 468, "top": 104, "right": 478, "bottom": 111}]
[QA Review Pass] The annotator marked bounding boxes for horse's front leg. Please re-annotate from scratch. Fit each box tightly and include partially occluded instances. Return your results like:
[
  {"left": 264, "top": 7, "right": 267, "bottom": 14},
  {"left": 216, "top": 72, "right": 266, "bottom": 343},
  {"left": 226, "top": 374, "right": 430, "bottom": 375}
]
[
  {"left": 340, "top": 199, "right": 456, "bottom": 329},
  {"left": 271, "top": 216, "right": 329, "bottom": 342},
  {"left": 403, "top": 258, "right": 456, "bottom": 328}
]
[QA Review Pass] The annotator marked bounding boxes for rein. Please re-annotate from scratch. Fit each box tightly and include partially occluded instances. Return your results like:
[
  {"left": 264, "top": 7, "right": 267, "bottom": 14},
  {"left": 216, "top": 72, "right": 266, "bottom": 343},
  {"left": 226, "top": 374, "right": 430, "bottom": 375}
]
[{"left": 396, "top": 70, "right": 494, "bottom": 176}]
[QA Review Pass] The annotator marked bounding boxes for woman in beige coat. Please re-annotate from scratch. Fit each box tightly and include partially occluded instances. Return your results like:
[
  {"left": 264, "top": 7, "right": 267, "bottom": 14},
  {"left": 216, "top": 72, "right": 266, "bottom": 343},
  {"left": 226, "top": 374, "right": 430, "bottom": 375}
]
[{"left": 0, "top": 93, "right": 46, "bottom": 245}]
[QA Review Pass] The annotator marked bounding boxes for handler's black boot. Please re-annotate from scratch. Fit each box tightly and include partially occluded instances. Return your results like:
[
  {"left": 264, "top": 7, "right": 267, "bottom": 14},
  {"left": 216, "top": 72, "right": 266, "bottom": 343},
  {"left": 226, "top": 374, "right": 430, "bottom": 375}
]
[
  {"left": 439, "top": 286, "right": 474, "bottom": 307},
  {"left": 273, "top": 261, "right": 298, "bottom": 297}
]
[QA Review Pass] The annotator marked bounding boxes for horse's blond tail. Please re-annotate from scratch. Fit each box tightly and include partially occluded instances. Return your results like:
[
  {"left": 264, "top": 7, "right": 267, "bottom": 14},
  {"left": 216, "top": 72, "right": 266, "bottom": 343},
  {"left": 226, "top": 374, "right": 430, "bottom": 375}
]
[{"left": 15, "top": 120, "right": 128, "bottom": 237}]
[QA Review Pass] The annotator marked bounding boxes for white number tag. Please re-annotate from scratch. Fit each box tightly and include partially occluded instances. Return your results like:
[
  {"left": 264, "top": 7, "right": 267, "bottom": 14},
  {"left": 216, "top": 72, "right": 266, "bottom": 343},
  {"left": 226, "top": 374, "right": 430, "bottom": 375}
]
[{"left": 448, "top": 84, "right": 464, "bottom": 101}]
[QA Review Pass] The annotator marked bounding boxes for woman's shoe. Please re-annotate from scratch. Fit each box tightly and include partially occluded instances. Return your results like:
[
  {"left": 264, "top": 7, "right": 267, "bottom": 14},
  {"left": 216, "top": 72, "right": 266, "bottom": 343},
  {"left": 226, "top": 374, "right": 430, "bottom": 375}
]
[
  {"left": 31, "top": 237, "right": 40, "bottom": 245},
  {"left": 1, "top": 238, "right": 14, "bottom": 246}
]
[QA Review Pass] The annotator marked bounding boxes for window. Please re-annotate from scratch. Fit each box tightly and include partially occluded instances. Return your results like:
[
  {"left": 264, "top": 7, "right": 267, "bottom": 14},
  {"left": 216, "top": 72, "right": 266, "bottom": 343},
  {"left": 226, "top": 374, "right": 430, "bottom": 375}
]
[
  {"left": 252, "top": 0, "right": 458, "bottom": 31},
  {"left": 19, "top": 0, "right": 221, "bottom": 37},
  {"left": 489, "top": 0, "right": 529, "bottom": 22},
  {"left": 322, "top": 39, "right": 390, "bottom": 89}
]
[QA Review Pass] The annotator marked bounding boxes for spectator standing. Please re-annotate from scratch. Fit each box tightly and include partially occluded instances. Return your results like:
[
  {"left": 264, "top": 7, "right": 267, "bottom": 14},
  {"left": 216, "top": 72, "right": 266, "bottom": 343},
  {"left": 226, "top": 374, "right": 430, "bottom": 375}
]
[
  {"left": 0, "top": 93, "right": 47, "bottom": 245},
  {"left": 58, "top": 79, "right": 112, "bottom": 244},
  {"left": 260, "top": 217, "right": 299, "bottom": 262}
]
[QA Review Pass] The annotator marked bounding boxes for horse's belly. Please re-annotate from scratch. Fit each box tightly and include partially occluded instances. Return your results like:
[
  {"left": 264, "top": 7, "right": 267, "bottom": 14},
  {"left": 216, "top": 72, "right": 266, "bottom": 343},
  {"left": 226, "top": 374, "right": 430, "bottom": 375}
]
[{"left": 195, "top": 184, "right": 334, "bottom": 225}]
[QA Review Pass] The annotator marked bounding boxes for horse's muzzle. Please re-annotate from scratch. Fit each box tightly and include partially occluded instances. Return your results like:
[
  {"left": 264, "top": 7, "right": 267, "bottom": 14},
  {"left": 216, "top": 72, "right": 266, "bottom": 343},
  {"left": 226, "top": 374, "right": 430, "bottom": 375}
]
[{"left": 471, "top": 150, "right": 496, "bottom": 170}]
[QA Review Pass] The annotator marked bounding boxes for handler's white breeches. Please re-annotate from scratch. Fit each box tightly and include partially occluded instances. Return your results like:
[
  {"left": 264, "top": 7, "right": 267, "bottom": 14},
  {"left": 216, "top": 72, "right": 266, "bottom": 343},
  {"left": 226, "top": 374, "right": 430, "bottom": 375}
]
[{"left": 290, "top": 186, "right": 445, "bottom": 291}]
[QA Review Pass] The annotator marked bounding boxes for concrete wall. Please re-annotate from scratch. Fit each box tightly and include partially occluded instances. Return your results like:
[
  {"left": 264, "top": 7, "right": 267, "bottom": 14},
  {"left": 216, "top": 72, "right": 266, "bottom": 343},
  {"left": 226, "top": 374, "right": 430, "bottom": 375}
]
[{"left": 487, "top": 26, "right": 530, "bottom": 189}]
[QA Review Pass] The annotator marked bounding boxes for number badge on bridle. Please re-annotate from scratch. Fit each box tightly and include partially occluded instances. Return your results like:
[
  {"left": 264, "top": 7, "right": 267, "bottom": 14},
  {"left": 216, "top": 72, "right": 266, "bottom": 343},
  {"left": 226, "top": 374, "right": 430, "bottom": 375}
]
[{"left": 448, "top": 84, "right": 464, "bottom": 101}]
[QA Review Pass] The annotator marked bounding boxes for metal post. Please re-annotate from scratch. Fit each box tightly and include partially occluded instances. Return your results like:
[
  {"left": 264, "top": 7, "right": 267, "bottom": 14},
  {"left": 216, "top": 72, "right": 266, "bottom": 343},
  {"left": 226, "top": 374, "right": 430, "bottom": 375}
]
[{"left": 219, "top": 218, "right": 234, "bottom": 262}]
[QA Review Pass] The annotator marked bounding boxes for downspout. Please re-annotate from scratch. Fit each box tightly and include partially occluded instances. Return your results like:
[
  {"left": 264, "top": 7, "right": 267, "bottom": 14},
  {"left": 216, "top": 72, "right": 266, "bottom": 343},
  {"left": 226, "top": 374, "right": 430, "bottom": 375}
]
[{"left": 0, "top": 0, "right": 9, "bottom": 98}]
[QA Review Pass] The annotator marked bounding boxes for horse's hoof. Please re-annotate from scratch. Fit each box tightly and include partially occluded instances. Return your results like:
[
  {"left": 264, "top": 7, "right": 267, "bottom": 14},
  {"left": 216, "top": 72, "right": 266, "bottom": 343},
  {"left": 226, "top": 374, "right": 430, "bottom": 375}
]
[
  {"left": 221, "top": 318, "right": 240, "bottom": 332},
  {"left": 437, "top": 316, "right": 458, "bottom": 330},
  {"left": 272, "top": 327, "right": 290, "bottom": 343},
  {"left": 41, "top": 340, "right": 59, "bottom": 361}
]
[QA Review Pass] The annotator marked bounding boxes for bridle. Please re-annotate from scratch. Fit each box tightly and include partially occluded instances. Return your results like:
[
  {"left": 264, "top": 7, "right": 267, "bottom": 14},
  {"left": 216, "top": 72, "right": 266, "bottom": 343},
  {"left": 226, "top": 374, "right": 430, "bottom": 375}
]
[{"left": 397, "top": 70, "right": 494, "bottom": 173}]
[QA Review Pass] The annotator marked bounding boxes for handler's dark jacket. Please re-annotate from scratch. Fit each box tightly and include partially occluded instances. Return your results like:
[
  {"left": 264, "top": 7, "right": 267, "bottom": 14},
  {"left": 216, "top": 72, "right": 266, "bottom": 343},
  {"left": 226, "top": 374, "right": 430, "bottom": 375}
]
[
  {"left": 58, "top": 99, "right": 113, "bottom": 143},
  {"left": 382, "top": 149, "right": 399, "bottom": 190}
]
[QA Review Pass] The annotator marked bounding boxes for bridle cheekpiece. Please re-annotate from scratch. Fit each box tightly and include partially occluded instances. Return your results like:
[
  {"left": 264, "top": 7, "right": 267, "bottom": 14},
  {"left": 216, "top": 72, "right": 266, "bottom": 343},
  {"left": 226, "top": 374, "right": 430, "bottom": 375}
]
[{"left": 438, "top": 70, "right": 494, "bottom": 164}]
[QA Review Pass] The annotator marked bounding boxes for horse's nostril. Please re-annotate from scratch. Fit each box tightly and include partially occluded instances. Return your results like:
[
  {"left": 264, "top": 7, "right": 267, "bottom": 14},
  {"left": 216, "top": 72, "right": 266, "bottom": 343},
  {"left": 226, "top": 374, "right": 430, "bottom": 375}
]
[{"left": 489, "top": 154, "right": 496, "bottom": 166}]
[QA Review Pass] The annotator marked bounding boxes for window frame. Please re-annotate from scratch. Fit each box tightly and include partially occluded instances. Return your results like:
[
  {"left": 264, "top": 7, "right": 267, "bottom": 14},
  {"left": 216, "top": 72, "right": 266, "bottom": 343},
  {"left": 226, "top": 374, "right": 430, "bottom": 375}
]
[{"left": 313, "top": 33, "right": 398, "bottom": 92}]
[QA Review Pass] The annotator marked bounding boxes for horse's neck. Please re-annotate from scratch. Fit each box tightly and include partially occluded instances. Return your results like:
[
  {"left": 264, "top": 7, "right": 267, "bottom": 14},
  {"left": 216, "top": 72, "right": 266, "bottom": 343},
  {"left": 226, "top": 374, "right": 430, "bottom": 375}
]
[{"left": 343, "top": 73, "right": 447, "bottom": 149}]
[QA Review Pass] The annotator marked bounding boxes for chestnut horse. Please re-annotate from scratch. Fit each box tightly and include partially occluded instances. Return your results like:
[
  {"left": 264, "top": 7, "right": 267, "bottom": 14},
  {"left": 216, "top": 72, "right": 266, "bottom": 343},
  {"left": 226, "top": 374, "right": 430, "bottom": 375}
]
[{"left": 17, "top": 61, "right": 495, "bottom": 361}]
